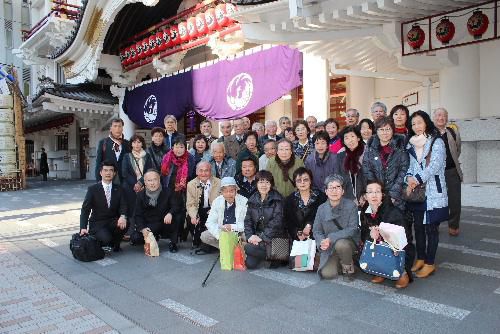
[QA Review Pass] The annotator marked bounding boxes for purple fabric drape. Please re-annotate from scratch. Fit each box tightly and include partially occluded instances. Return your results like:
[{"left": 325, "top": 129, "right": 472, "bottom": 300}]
[{"left": 123, "top": 46, "right": 302, "bottom": 128}]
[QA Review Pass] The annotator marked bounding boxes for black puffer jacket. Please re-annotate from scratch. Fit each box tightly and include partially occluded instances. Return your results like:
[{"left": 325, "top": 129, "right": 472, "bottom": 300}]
[
  {"left": 244, "top": 190, "right": 284, "bottom": 242},
  {"left": 362, "top": 134, "right": 409, "bottom": 210},
  {"left": 360, "top": 198, "right": 409, "bottom": 243}
]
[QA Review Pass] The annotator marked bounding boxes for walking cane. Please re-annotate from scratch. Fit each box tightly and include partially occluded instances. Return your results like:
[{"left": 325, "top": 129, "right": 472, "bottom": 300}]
[{"left": 202, "top": 254, "right": 220, "bottom": 287}]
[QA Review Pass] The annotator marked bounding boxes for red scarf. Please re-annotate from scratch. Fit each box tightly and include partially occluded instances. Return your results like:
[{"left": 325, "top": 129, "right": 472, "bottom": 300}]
[
  {"left": 344, "top": 142, "right": 364, "bottom": 175},
  {"left": 161, "top": 150, "right": 189, "bottom": 192},
  {"left": 379, "top": 145, "right": 393, "bottom": 169},
  {"left": 394, "top": 127, "right": 408, "bottom": 135}
]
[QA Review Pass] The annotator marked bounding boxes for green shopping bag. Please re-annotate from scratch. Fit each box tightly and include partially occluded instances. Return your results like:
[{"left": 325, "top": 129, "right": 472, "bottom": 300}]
[{"left": 219, "top": 231, "right": 238, "bottom": 271}]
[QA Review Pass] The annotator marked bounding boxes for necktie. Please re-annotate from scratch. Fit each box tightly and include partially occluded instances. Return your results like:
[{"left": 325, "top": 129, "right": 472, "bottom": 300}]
[
  {"left": 217, "top": 163, "right": 222, "bottom": 178},
  {"left": 105, "top": 184, "right": 111, "bottom": 208}
]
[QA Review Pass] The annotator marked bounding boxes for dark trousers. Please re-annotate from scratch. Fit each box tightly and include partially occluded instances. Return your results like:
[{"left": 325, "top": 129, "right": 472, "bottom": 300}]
[
  {"left": 445, "top": 168, "right": 461, "bottom": 229},
  {"left": 124, "top": 187, "right": 137, "bottom": 236},
  {"left": 403, "top": 210, "right": 416, "bottom": 278},
  {"left": 90, "top": 220, "right": 127, "bottom": 247},
  {"left": 413, "top": 210, "right": 439, "bottom": 265},
  {"left": 244, "top": 242, "right": 267, "bottom": 269},
  {"left": 42, "top": 173, "right": 48, "bottom": 181},
  {"left": 147, "top": 220, "right": 179, "bottom": 241},
  {"left": 189, "top": 207, "right": 209, "bottom": 247}
]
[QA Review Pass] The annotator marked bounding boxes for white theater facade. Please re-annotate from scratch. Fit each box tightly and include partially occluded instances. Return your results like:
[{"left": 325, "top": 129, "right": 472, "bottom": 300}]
[{"left": 14, "top": 0, "right": 500, "bottom": 203}]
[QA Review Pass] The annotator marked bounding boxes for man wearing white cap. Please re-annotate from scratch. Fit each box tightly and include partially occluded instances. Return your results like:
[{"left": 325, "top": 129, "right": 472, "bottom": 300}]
[{"left": 200, "top": 177, "right": 248, "bottom": 249}]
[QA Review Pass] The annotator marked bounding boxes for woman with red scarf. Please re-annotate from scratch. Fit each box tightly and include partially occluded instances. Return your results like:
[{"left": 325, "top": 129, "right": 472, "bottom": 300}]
[
  {"left": 362, "top": 117, "right": 408, "bottom": 212},
  {"left": 325, "top": 118, "right": 343, "bottom": 154},
  {"left": 335, "top": 126, "right": 366, "bottom": 207},
  {"left": 161, "top": 137, "right": 195, "bottom": 251},
  {"left": 390, "top": 104, "right": 411, "bottom": 143}
]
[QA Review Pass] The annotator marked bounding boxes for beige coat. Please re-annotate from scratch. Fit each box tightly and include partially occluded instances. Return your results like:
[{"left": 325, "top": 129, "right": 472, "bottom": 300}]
[
  {"left": 446, "top": 127, "right": 463, "bottom": 181},
  {"left": 186, "top": 176, "right": 221, "bottom": 220}
]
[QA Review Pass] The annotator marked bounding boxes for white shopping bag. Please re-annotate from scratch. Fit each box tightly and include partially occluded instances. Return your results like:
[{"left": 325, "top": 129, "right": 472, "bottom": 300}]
[
  {"left": 290, "top": 239, "right": 316, "bottom": 271},
  {"left": 379, "top": 222, "right": 408, "bottom": 251}
]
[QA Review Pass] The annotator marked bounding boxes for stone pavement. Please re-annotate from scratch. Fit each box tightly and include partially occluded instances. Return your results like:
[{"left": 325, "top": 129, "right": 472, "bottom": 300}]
[{"left": 1, "top": 179, "right": 500, "bottom": 333}]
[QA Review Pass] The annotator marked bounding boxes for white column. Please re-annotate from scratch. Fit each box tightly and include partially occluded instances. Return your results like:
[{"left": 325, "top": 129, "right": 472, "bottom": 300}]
[
  {"left": 303, "top": 53, "right": 329, "bottom": 121},
  {"left": 439, "top": 45, "right": 480, "bottom": 119},
  {"left": 348, "top": 76, "right": 375, "bottom": 118},
  {"left": 111, "top": 85, "right": 136, "bottom": 140}
]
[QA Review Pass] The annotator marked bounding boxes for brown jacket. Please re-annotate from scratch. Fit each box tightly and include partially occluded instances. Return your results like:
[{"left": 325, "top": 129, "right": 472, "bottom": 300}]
[
  {"left": 224, "top": 134, "right": 245, "bottom": 160},
  {"left": 186, "top": 176, "right": 221, "bottom": 219},
  {"left": 446, "top": 127, "right": 463, "bottom": 181}
]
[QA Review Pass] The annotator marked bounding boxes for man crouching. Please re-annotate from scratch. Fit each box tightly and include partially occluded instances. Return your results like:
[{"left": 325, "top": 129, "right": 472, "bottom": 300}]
[{"left": 134, "top": 169, "right": 181, "bottom": 253}]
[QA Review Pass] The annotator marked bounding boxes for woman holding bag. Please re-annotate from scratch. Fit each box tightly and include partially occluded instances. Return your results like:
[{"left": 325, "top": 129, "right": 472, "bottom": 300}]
[
  {"left": 406, "top": 110, "right": 448, "bottom": 278},
  {"left": 122, "top": 134, "right": 152, "bottom": 239},
  {"left": 361, "top": 180, "right": 415, "bottom": 289},
  {"left": 244, "top": 170, "right": 285, "bottom": 269}
]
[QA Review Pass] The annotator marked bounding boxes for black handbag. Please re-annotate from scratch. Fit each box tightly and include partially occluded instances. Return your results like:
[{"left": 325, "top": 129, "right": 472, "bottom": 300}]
[
  {"left": 402, "top": 184, "right": 426, "bottom": 203},
  {"left": 70, "top": 233, "right": 105, "bottom": 262},
  {"left": 266, "top": 238, "right": 290, "bottom": 261}
]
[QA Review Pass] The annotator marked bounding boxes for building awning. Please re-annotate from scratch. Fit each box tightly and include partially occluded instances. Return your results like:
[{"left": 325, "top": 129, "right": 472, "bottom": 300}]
[
  {"left": 25, "top": 113, "right": 74, "bottom": 134},
  {"left": 123, "top": 45, "right": 302, "bottom": 127}
]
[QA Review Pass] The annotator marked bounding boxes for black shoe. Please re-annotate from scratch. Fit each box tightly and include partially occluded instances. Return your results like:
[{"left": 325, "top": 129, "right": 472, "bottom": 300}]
[
  {"left": 113, "top": 245, "right": 122, "bottom": 252},
  {"left": 169, "top": 243, "right": 178, "bottom": 253}
]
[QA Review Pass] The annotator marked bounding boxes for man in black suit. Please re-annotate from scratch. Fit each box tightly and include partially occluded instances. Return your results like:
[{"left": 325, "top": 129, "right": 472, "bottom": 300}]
[
  {"left": 163, "top": 114, "right": 186, "bottom": 152},
  {"left": 258, "top": 120, "right": 282, "bottom": 151},
  {"left": 95, "top": 118, "right": 130, "bottom": 184},
  {"left": 81, "top": 161, "right": 128, "bottom": 252},
  {"left": 134, "top": 169, "right": 181, "bottom": 253}
]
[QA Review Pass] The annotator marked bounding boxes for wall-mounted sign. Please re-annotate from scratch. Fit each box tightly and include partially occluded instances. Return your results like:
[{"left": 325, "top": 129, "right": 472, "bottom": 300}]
[{"left": 402, "top": 92, "right": 418, "bottom": 107}]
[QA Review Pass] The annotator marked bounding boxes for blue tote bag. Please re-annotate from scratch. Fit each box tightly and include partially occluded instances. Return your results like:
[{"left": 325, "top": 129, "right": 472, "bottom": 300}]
[{"left": 359, "top": 241, "right": 406, "bottom": 280}]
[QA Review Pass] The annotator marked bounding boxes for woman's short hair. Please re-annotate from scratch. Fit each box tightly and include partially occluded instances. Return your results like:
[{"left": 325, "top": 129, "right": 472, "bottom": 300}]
[
  {"left": 324, "top": 118, "right": 339, "bottom": 129},
  {"left": 151, "top": 127, "right": 165, "bottom": 137},
  {"left": 129, "top": 134, "right": 146, "bottom": 148},
  {"left": 243, "top": 131, "right": 259, "bottom": 143},
  {"left": 389, "top": 104, "right": 410, "bottom": 126},
  {"left": 293, "top": 167, "right": 313, "bottom": 185},
  {"left": 365, "top": 179, "right": 385, "bottom": 194},
  {"left": 312, "top": 130, "right": 330, "bottom": 144},
  {"left": 193, "top": 134, "right": 209, "bottom": 151},
  {"left": 374, "top": 116, "right": 395, "bottom": 132},
  {"left": 340, "top": 126, "right": 363, "bottom": 146},
  {"left": 408, "top": 110, "right": 437, "bottom": 137},
  {"left": 255, "top": 170, "right": 275, "bottom": 188},
  {"left": 324, "top": 174, "right": 345, "bottom": 190},
  {"left": 293, "top": 119, "right": 311, "bottom": 136},
  {"left": 172, "top": 136, "right": 186, "bottom": 147},
  {"left": 358, "top": 118, "right": 375, "bottom": 132}
]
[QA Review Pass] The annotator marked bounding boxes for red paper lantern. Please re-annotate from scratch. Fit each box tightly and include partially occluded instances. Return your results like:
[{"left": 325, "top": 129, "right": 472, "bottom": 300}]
[
  {"left": 407, "top": 24, "right": 425, "bottom": 50},
  {"left": 467, "top": 10, "right": 489, "bottom": 39},
  {"left": 162, "top": 28, "right": 172, "bottom": 49},
  {"left": 178, "top": 21, "right": 189, "bottom": 42},
  {"left": 205, "top": 8, "right": 218, "bottom": 31},
  {"left": 170, "top": 25, "right": 181, "bottom": 45},
  {"left": 195, "top": 13, "right": 208, "bottom": 35},
  {"left": 133, "top": 42, "right": 142, "bottom": 61},
  {"left": 119, "top": 49, "right": 126, "bottom": 66},
  {"left": 155, "top": 31, "right": 164, "bottom": 52},
  {"left": 141, "top": 38, "right": 150, "bottom": 58},
  {"left": 149, "top": 34, "right": 158, "bottom": 54},
  {"left": 215, "top": 4, "right": 229, "bottom": 27},
  {"left": 187, "top": 17, "right": 198, "bottom": 39},
  {"left": 436, "top": 18, "right": 455, "bottom": 45}
]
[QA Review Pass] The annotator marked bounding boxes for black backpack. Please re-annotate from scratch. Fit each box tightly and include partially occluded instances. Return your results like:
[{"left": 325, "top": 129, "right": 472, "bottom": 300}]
[{"left": 70, "top": 233, "right": 105, "bottom": 262}]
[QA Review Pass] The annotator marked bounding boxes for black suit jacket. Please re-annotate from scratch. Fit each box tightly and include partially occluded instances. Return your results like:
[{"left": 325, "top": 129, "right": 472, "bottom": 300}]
[
  {"left": 134, "top": 188, "right": 181, "bottom": 232},
  {"left": 95, "top": 137, "right": 131, "bottom": 183},
  {"left": 164, "top": 131, "right": 186, "bottom": 152},
  {"left": 80, "top": 182, "right": 127, "bottom": 230}
]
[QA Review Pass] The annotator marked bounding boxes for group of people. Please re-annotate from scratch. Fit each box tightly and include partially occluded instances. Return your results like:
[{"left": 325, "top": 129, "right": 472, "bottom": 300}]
[{"left": 81, "top": 101, "right": 463, "bottom": 289}]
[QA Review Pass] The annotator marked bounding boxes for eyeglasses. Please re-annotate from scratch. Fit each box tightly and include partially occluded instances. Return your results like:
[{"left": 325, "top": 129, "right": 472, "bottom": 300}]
[
  {"left": 327, "top": 185, "right": 342, "bottom": 191},
  {"left": 377, "top": 128, "right": 392, "bottom": 133},
  {"left": 366, "top": 191, "right": 382, "bottom": 195},
  {"left": 296, "top": 178, "right": 310, "bottom": 184}
]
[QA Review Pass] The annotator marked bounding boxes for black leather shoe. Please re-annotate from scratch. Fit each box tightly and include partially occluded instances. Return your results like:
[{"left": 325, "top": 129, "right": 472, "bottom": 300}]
[{"left": 169, "top": 243, "right": 178, "bottom": 253}]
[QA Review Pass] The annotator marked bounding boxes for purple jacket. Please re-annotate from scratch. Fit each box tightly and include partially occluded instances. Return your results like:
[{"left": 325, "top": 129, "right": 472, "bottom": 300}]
[{"left": 304, "top": 150, "right": 339, "bottom": 191}]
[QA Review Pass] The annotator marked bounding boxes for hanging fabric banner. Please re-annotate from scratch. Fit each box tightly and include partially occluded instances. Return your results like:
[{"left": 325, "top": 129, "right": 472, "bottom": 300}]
[{"left": 123, "top": 45, "right": 302, "bottom": 128}]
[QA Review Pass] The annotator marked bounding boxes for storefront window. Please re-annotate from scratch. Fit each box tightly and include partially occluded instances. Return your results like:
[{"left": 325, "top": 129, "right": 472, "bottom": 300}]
[{"left": 56, "top": 133, "right": 68, "bottom": 151}]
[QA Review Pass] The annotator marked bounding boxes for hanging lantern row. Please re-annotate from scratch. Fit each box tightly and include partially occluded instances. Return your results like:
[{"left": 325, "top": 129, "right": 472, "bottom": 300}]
[
  {"left": 119, "top": 3, "right": 238, "bottom": 67},
  {"left": 406, "top": 10, "right": 490, "bottom": 51}
]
